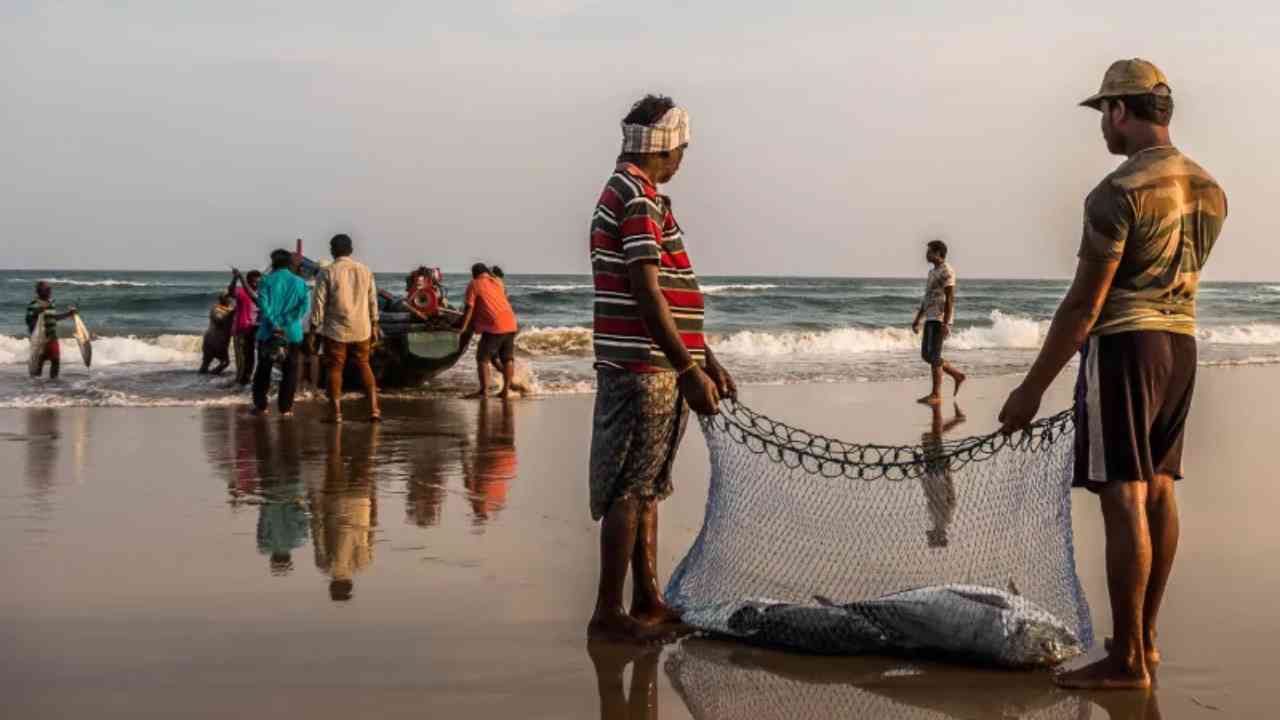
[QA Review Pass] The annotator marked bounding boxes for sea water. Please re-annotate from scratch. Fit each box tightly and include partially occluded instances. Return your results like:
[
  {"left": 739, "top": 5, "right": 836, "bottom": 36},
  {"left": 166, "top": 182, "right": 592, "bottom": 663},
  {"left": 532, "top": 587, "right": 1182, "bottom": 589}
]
[{"left": 2, "top": 270, "right": 1278, "bottom": 406}]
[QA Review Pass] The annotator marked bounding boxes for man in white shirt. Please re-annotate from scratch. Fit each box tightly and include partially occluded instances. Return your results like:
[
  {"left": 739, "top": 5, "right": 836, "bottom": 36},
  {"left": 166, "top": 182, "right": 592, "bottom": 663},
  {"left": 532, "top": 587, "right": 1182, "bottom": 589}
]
[
  {"left": 911, "top": 239, "right": 966, "bottom": 405},
  {"left": 311, "top": 234, "right": 381, "bottom": 423}
]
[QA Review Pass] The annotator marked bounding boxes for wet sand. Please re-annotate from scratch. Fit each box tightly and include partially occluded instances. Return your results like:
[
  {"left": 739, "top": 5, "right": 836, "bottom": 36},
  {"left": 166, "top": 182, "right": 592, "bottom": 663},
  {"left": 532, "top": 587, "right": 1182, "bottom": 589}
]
[{"left": 2, "top": 367, "right": 1276, "bottom": 719}]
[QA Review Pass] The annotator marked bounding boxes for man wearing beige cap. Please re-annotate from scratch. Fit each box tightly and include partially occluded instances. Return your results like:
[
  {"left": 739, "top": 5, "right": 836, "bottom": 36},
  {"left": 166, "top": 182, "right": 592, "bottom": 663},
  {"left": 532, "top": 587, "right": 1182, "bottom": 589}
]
[{"left": 1000, "top": 59, "right": 1227, "bottom": 689}]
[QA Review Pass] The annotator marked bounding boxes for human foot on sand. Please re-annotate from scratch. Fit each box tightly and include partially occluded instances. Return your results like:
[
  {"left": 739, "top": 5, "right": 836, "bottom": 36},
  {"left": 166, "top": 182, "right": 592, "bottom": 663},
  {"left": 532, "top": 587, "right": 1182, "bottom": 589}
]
[
  {"left": 1053, "top": 655, "right": 1150, "bottom": 690},
  {"left": 462, "top": 389, "right": 487, "bottom": 399},
  {"left": 953, "top": 372, "right": 966, "bottom": 396},
  {"left": 587, "top": 610, "right": 677, "bottom": 644},
  {"left": 1105, "top": 636, "right": 1162, "bottom": 666},
  {"left": 629, "top": 601, "right": 683, "bottom": 627},
  {"left": 917, "top": 394, "right": 942, "bottom": 405}
]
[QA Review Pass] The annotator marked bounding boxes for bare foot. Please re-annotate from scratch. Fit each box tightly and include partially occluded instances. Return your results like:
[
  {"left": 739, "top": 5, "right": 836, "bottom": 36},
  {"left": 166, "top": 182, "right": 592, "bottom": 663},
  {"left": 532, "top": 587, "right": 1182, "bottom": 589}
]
[
  {"left": 1054, "top": 655, "right": 1150, "bottom": 690},
  {"left": 321, "top": 414, "right": 343, "bottom": 424},
  {"left": 917, "top": 394, "right": 942, "bottom": 405},
  {"left": 952, "top": 372, "right": 966, "bottom": 396},
  {"left": 369, "top": 413, "right": 382, "bottom": 423},
  {"left": 250, "top": 407, "right": 270, "bottom": 417},
  {"left": 497, "top": 389, "right": 511, "bottom": 400},
  {"left": 587, "top": 611, "right": 677, "bottom": 644},
  {"left": 462, "top": 389, "right": 487, "bottom": 400},
  {"left": 630, "top": 602, "right": 682, "bottom": 626},
  {"left": 1105, "top": 636, "right": 1162, "bottom": 666},
  {"left": 280, "top": 411, "right": 294, "bottom": 419}
]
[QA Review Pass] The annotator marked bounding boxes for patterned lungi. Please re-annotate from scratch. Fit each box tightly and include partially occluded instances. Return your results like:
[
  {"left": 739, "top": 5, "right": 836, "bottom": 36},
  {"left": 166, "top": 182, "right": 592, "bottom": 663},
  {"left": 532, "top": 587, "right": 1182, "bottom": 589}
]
[{"left": 589, "top": 367, "right": 690, "bottom": 520}]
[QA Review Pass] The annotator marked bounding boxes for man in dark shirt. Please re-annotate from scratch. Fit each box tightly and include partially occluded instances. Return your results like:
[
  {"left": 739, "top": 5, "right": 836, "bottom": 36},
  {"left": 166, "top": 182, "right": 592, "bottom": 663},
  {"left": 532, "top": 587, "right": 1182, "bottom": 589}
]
[{"left": 25, "top": 281, "right": 78, "bottom": 379}]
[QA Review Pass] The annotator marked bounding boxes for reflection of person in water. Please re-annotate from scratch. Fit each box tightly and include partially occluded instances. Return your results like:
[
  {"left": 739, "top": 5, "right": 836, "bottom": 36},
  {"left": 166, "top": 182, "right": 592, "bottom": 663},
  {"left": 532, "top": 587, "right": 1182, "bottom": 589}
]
[
  {"left": 310, "top": 424, "right": 379, "bottom": 601},
  {"left": 254, "top": 419, "right": 308, "bottom": 575},
  {"left": 463, "top": 400, "right": 517, "bottom": 524},
  {"left": 587, "top": 641, "right": 660, "bottom": 720},
  {"left": 921, "top": 402, "right": 965, "bottom": 548}
]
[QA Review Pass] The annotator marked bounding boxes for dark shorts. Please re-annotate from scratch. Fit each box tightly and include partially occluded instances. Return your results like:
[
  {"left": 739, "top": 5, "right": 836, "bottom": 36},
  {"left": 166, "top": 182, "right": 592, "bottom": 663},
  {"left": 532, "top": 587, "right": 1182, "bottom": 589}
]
[
  {"left": 921, "top": 320, "right": 945, "bottom": 365},
  {"left": 1073, "top": 331, "right": 1197, "bottom": 491},
  {"left": 476, "top": 332, "right": 516, "bottom": 363}
]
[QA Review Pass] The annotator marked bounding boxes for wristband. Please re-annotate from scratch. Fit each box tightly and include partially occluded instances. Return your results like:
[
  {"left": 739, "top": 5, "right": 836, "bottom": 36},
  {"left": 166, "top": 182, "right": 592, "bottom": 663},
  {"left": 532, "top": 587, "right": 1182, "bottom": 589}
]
[{"left": 676, "top": 360, "right": 699, "bottom": 378}]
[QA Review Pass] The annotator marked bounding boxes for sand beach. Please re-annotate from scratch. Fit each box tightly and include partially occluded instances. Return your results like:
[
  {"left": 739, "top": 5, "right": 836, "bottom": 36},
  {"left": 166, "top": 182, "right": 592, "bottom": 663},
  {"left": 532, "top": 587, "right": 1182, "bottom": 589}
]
[{"left": 3, "top": 367, "right": 1277, "bottom": 718}]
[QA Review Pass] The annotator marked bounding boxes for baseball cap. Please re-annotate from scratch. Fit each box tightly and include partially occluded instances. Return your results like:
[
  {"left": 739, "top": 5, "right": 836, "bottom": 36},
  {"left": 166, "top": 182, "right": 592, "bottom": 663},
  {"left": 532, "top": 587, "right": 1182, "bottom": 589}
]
[{"left": 1080, "top": 58, "right": 1171, "bottom": 109}]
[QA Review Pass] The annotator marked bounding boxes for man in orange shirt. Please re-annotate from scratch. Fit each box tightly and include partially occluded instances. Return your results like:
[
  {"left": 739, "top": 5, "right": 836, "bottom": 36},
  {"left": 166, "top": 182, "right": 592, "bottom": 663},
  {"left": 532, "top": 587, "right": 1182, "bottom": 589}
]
[{"left": 461, "top": 263, "right": 519, "bottom": 399}]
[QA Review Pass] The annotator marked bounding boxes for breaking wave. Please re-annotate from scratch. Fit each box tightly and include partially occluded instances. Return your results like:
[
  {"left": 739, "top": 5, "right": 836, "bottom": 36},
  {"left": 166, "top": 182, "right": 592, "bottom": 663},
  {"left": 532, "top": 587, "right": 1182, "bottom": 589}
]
[
  {"left": 6, "top": 277, "right": 182, "bottom": 288},
  {"left": 0, "top": 334, "right": 201, "bottom": 366}
]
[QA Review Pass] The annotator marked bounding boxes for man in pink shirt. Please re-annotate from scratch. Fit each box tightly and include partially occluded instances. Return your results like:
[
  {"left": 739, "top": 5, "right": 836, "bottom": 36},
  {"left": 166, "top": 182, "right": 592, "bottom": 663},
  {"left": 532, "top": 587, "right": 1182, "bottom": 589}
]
[{"left": 229, "top": 269, "right": 261, "bottom": 386}]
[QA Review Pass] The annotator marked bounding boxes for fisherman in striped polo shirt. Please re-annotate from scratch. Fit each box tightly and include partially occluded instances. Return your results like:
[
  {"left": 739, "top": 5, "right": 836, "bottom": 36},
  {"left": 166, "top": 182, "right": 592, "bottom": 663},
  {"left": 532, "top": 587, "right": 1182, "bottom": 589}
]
[{"left": 587, "top": 94, "right": 736, "bottom": 642}]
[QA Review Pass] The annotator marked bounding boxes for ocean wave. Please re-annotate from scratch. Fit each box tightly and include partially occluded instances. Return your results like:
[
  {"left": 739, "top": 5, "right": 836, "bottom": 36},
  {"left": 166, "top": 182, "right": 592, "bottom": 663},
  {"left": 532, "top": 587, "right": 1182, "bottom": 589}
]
[
  {"left": 515, "top": 326, "right": 593, "bottom": 356},
  {"left": 702, "top": 283, "right": 781, "bottom": 294},
  {"left": 511, "top": 283, "right": 593, "bottom": 292},
  {"left": 0, "top": 334, "right": 202, "bottom": 366},
  {"left": 6, "top": 277, "right": 183, "bottom": 288},
  {"left": 713, "top": 311, "right": 1046, "bottom": 357},
  {"left": 1198, "top": 323, "right": 1280, "bottom": 345}
]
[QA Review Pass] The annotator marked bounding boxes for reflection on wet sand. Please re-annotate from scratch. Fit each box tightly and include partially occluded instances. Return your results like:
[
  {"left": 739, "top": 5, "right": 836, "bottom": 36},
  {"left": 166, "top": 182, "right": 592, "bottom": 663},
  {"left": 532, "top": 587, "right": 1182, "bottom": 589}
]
[
  {"left": 664, "top": 638, "right": 1096, "bottom": 720},
  {"left": 23, "top": 409, "right": 59, "bottom": 507},
  {"left": 588, "top": 640, "right": 661, "bottom": 720},
  {"left": 463, "top": 400, "right": 517, "bottom": 526},
  {"left": 920, "top": 402, "right": 964, "bottom": 549},
  {"left": 311, "top": 424, "right": 380, "bottom": 601}
]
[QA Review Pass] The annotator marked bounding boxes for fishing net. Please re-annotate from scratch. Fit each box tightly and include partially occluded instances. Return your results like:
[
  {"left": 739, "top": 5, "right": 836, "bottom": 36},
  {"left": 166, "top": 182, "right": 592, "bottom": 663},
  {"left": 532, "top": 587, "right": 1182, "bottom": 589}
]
[{"left": 665, "top": 401, "right": 1093, "bottom": 661}]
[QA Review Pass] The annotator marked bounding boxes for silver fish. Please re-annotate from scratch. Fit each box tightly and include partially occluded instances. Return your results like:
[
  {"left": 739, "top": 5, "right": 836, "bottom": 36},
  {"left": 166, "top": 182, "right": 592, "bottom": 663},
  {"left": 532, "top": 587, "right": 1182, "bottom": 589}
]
[{"left": 705, "top": 584, "right": 1083, "bottom": 669}]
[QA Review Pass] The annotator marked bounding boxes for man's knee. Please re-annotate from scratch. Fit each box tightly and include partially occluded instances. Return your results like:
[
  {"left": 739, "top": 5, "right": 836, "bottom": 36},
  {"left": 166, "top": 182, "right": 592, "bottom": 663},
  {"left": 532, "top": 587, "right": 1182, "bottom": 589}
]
[
  {"left": 1099, "top": 479, "right": 1148, "bottom": 513},
  {"left": 1146, "top": 473, "right": 1177, "bottom": 508}
]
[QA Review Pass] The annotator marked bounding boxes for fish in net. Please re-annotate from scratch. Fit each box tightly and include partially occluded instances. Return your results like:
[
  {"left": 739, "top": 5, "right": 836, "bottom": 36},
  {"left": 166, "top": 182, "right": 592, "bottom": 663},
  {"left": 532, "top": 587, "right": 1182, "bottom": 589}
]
[{"left": 664, "top": 401, "right": 1092, "bottom": 669}]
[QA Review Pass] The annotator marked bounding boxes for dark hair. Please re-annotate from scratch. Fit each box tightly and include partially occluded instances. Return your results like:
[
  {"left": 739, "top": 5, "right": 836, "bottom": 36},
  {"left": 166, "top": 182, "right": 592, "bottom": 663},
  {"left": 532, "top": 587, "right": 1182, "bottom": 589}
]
[
  {"left": 926, "top": 239, "right": 948, "bottom": 259},
  {"left": 622, "top": 94, "right": 676, "bottom": 126},
  {"left": 270, "top": 249, "right": 293, "bottom": 269},
  {"left": 330, "top": 233, "right": 354, "bottom": 258},
  {"left": 1114, "top": 86, "right": 1174, "bottom": 126},
  {"left": 491, "top": 266, "right": 504, "bottom": 279},
  {"left": 246, "top": 270, "right": 263, "bottom": 282},
  {"left": 471, "top": 262, "right": 489, "bottom": 278}
]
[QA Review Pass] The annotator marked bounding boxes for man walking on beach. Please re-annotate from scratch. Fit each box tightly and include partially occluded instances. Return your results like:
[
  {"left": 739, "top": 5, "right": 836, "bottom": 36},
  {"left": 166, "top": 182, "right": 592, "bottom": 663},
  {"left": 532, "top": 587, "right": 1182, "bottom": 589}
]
[
  {"left": 461, "top": 263, "right": 519, "bottom": 399},
  {"left": 312, "top": 234, "right": 380, "bottom": 423},
  {"left": 999, "top": 59, "right": 1226, "bottom": 689},
  {"left": 587, "top": 95, "right": 736, "bottom": 642},
  {"left": 25, "top": 281, "right": 78, "bottom": 379},
  {"left": 912, "top": 240, "right": 965, "bottom": 404},
  {"left": 251, "top": 249, "right": 311, "bottom": 417}
]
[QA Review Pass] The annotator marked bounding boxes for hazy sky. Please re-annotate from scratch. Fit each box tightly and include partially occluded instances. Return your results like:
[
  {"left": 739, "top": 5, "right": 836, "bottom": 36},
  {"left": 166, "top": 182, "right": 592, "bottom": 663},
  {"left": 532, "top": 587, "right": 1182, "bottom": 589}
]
[{"left": 3, "top": 1, "right": 1277, "bottom": 279}]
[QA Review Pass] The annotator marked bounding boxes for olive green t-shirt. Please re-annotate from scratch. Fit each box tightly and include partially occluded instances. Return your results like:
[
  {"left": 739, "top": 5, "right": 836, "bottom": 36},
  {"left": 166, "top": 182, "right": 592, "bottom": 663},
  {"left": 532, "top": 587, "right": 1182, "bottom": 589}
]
[{"left": 1079, "top": 146, "right": 1227, "bottom": 336}]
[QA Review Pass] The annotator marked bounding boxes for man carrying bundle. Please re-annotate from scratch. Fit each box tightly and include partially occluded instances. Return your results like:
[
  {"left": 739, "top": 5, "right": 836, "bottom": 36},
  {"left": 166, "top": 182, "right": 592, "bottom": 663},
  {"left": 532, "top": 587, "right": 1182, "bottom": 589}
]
[
  {"left": 1000, "top": 59, "right": 1227, "bottom": 689},
  {"left": 587, "top": 94, "right": 736, "bottom": 642}
]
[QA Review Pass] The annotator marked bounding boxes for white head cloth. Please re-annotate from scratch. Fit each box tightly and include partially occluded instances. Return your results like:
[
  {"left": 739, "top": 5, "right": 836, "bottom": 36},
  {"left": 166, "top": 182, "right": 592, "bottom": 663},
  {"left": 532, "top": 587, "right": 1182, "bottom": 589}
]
[{"left": 620, "top": 107, "right": 690, "bottom": 154}]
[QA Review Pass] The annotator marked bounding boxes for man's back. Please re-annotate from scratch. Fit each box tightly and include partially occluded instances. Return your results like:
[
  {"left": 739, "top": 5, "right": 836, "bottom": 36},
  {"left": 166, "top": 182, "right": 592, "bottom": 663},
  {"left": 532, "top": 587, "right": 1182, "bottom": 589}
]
[
  {"left": 1081, "top": 146, "right": 1227, "bottom": 336},
  {"left": 465, "top": 275, "right": 518, "bottom": 335},
  {"left": 314, "top": 256, "right": 378, "bottom": 342}
]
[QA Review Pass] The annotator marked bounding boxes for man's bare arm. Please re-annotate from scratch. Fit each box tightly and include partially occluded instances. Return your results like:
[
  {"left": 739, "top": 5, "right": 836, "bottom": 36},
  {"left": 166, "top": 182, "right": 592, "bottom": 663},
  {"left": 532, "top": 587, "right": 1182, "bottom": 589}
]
[
  {"left": 627, "top": 261, "right": 719, "bottom": 414},
  {"left": 627, "top": 262, "right": 694, "bottom": 371},
  {"left": 999, "top": 257, "right": 1119, "bottom": 432},
  {"left": 942, "top": 285, "right": 957, "bottom": 337}
]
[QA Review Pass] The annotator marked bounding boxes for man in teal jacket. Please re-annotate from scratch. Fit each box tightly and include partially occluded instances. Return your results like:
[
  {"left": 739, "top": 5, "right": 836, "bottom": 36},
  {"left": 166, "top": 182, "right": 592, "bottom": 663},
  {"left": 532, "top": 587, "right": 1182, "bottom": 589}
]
[{"left": 252, "top": 249, "right": 312, "bottom": 416}]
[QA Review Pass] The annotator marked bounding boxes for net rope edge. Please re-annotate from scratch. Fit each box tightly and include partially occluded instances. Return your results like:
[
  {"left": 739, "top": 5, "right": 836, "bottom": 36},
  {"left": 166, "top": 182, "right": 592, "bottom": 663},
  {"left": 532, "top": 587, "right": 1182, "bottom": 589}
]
[{"left": 701, "top": 401, "right": 1075, "bottom": 481}]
